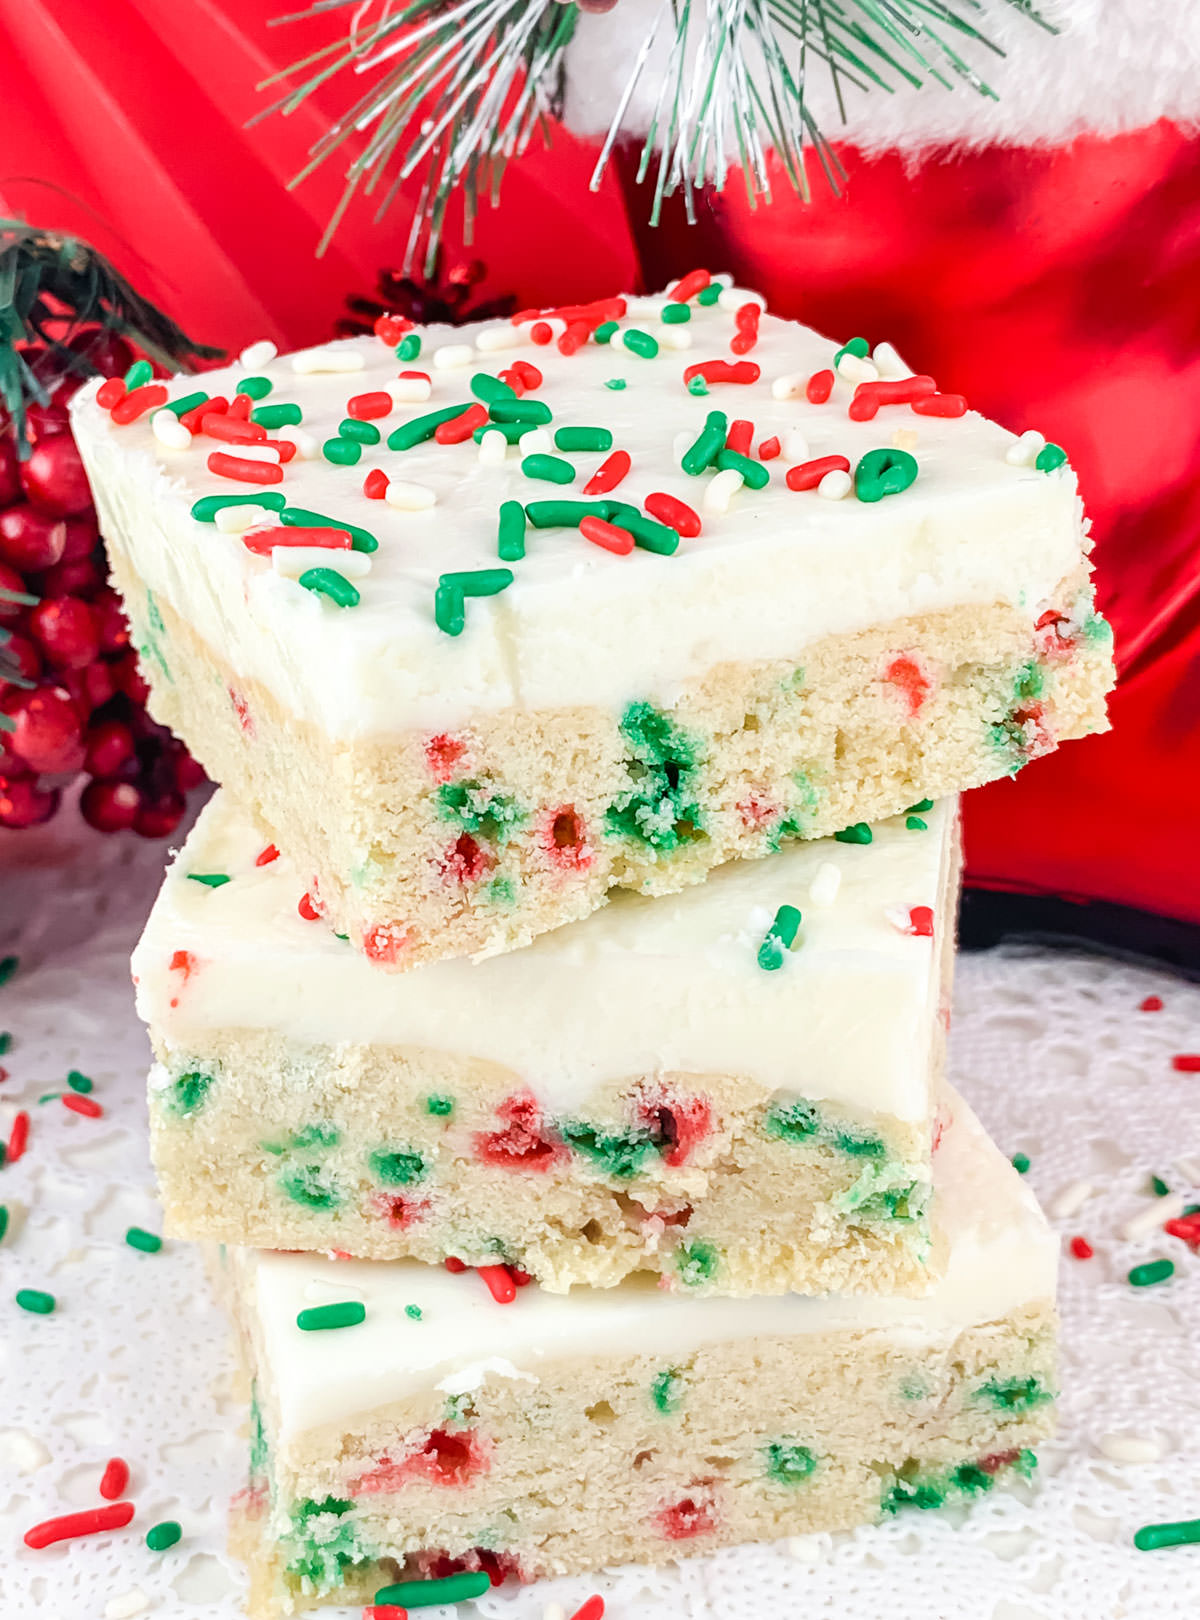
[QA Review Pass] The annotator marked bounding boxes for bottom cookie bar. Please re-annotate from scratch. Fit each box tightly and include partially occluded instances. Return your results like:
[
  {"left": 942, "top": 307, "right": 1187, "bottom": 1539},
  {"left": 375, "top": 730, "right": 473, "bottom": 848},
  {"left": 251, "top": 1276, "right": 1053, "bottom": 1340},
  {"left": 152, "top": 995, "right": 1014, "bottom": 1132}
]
[{"left": 222, "top": 1090, "right": 1056, "bottom": 1614}]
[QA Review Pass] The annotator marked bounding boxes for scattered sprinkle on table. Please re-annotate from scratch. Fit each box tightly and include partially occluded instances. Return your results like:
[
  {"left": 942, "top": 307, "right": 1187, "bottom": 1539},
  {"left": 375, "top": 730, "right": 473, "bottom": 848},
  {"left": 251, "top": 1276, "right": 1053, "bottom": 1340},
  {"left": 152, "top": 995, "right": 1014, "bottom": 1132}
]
[
  {"left": 125, "top": 1227, "right": 163, "bottom": 1254},
  {"left": 63, "top": 1093, "right": 104, "bottom": 1119},
  {"left": 1011, "top": 1153, "right": 1031, "bottom": 1174},
  {"left": 405, "top": 1303, "right": 423, "bottom": 1321},
  {"left": 99, "top": 1457, "right": 131, "bottom": 1499},
  {"left": 374, "top": 1571, "right": 491, "bottom": 1608},
  {"left": 296, "top": 1301, "right": 366, "bottom": 1331},
  {"left": 0, "top": 955, "right": 18, "bottom": 987},
  {"left": 145, "top": 1520, "right": 182, "bottom": 1552},
  {"left": 1069, "top": 1236, "right": 1093, "bottom": 1260},
  {"left": 67, "top": 1069, "right": 93, "bottom": 1092},
  {"left": 1128, "top": 1259, "right": 1174, "bottom": 1288},
  {"left": 1171, "top": 1054, "right": 1200, "bottom": 1073},
  {"left": 834, "top": 823, "right": 872, "bottom": 845},
  {"left": 1134, "top": 1517, "right": 1200, "bottom": 1551},
  {"left": 1140, "top": 995, "right": 1164, "bottom": 1012},
  {"left": 24, "top": 1502, "right": 134, "bottom": 1549},
  {"left": 16, "top": 1288, "right": 56, "bottom": 1314}
]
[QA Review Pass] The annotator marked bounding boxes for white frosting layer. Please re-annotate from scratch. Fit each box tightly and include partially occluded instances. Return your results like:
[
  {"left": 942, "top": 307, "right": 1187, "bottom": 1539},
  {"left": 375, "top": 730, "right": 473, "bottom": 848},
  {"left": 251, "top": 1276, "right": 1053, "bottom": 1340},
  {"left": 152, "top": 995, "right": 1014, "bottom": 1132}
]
[
  {"left": 231, "top": 1093, "right": 1057, "bottom": 1440},
  {"left": 71, "top": 297, "right": 1088, "bottom": 738},
  {"left": 134, "top": 794, "right": 958, "bottom": 1120}
]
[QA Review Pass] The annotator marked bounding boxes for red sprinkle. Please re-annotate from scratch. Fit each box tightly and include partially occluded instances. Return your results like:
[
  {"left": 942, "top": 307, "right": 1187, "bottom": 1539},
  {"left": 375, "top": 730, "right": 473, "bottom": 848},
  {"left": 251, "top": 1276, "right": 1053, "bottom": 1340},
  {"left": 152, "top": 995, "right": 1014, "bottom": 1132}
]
[
  {"left": 298, "top": 893, "right": 321, "bottom": 922},
  {"left": 363, "top": 468, "right": 390, "bottom": 500},
  {"left": 644, "top": 491, "right": 701, "bottom": 538},
  {"left": 201, "top": 413, "right": 266, "bottom": 443},
  {"left": 511, "top": 360, "right": 542, "bottom": 391},
  {"left": 559, "top": 321, "right": 592, "bottom": 357},
  {"left": 906, "top": 905, "right": 935, "bottom": 937},
  {"left": 805, "top": 369, "right": 835, "bottom": 403},
  {"left": 7, "top": 1109, "right": 30, "bottom": 1163},
  {"left": 509, "top": 1266, "right": 533, "bottom": 1287},
  {"left": 497, "top": 367, "right": 525, "bottom": 397},
  {"left": 757, "top": 435, "right": 781, "bottom": 460},
  {"left": 529, "top": 321, "right": 553, "bottom": 346},
  {"left": 725, "top": 419, "right": 754, "bottom": 456},
  {"left": 397, "top": 369, "right": 431, "bottom": 385},
  {"left": 1069, "top": 1236, "right": 1094, "bottom": 1260},
  {"left": 362, "top": 923, "right": 409, "bottom": 965},
  {"left": 110, "top": 384, "right": 168, "bottom": 424},
  {"left": 1140, "top": 995, "right": 1164, "bottom": 1012},
  {"left": 912, "top": 393, "right": 968, "bottom": 418},
  {"left": 63, "top": 1093, "right": 103, "bottom": 1119},
  {"left": 434, "top": 403, "right": 488, "bottom": 444},
  {"left": 1164, "top": 1214, "right": 1200, "bottom": 1251},
  {"left": 731, "top": 304, "right": 760, "bottom": 355},
  {"left": 207, "top": 451, "right": 283, "bottom": 485},
  {"left": 477, "top": 1264, "right": 517, "bottom": 1304},
  {"left": 180, "top": 395, "right": 226, "bottom": 434},
  {"left": 786, "top": 455, "right": 851, "bottom": 492},
  {"left": 670, "top": 269, "right": 711, "bottom": 302},
  {"left": 242, "top": 526, "right": 352, "bottom": 556},
  {"left": 374, "top": 312, "right": 413, "bottom": 345},
  {"left": 583, "top": 449, "right": 631, "bottom": 496},
  {"left": 364, "top": 1607, "right": 409, "bottom": 1620},
  {"left": 443, "top": 1257, "right": 469, "bottom": 1273},
  {"left": 570, "top": 1599, "right": 605, "bottom": 1620},
  {"left": 228, "top": 393, "right": 253, "bottom": 420},
  {"left": 255, "top": 845, "right": 280, "bottom": 867},
  {"left": 267, "top": 437, "right": 296, "bottom": 463},
  {"left": 24, "top": 1502, "right": 134, "bottom": 1549},
  {"left": 99, "top": 1458, "right": 130, "bottom": 1501},
  {"left": 1172, "top": 1054, "right": 1200, "bottom": 1072},
  {"left": 96, "top": 378, "right": 126, "bottom": 410},
  {"left": 683, "top": 360, "right": 760, "bottom": 386},
  {"left": 848, "top": 375, "right": 937, "bottom": 421},
  {"left": 579, "top": 516, "right": 635, "bottom": 556},
  {"left": 348, "top": 391, "right": 394, "bottom": 421}
]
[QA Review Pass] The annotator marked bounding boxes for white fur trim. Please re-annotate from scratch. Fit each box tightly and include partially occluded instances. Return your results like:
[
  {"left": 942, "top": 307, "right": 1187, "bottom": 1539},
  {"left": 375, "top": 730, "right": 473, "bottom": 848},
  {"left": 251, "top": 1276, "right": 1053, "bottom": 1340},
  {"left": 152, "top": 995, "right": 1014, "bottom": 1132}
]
[{"left": 564, "top": 0, "right": 1200, "bottom": 154}]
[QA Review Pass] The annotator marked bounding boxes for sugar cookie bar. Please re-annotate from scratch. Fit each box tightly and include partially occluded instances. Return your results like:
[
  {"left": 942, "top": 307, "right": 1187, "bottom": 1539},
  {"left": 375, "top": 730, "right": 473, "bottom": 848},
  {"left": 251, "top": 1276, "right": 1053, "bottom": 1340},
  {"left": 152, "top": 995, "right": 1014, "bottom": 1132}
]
[
  {"left": 74, "top": 288, "right": 1112, "bottom": 969},
  {"left": 222, "top": 1094, "right": 1057, "bottom": 1614},
  {"left": 136, "top": 793, "right": 960, "bottom": 1295}
]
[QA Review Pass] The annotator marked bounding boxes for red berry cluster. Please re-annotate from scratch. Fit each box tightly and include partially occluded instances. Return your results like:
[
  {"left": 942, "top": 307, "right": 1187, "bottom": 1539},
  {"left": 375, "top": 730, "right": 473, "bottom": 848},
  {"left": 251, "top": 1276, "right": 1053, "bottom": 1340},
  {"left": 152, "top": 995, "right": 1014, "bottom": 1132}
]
[{"left": 0, "top": 331, "right": 205, "bottom": 833}]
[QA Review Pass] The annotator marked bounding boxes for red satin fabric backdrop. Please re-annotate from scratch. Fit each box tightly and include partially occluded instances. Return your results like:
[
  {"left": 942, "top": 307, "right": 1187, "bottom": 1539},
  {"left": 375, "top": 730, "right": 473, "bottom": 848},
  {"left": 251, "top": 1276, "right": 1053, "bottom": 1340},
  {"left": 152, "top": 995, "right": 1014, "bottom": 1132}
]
[{"left": 1, "top": 0, "right": 1196, "bottom": 922}]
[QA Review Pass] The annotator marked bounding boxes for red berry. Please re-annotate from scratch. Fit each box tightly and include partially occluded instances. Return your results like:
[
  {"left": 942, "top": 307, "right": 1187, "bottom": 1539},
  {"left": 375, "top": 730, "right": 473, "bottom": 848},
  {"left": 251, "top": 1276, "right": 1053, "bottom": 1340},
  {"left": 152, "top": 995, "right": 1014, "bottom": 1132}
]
[
  {"left": 28, "top": 596, "right": 99, "bottom": 670},
  {"left": 0, "top": 504, "right": 67, "bottom": 571},
  {"left": 19, "top": 435, "right": 93, "bottom": 516},
  {"left": 92, "top": 589, "right": 130, "bottom": 654},
  {"left": 61, "top": 514, "right": 100, "bottom": 561},
  {"left": 80, "top": 778, "right": 141, "bottom": 833},
  {"left": 0, "top": 440, "right": 21, "bottom": 508},
  {"left": 84, "top": 719, "right": 136, "bottom": 776},
  {"left": 0, "top": 631, "right": 41, "bottom": 686},
  {"left": 110, "top": 650, "right": 150, "bottom": 705},
  {"left": 0, "top": 773, "right": 60, "bottom": 828},
  {"left": 169, "top": 746, "right": 207, "bottom": 793},
  {"left": 61, "top": 659, "right": 117, "bottom": 713},
  {"left": 134, "top": 790, "right": 185, "bottom": 838},
  {"left": 1, "top": 684, "right": 84, "bottom": 773},
  {"left": 63, "top": 327, "right": 135, "bottom": 378},
  {"left": 35, "top": 554, "right": 105, "bottom": 598},
  {"left": 0, "top": 561, "right": 31, "bottom": 622}
]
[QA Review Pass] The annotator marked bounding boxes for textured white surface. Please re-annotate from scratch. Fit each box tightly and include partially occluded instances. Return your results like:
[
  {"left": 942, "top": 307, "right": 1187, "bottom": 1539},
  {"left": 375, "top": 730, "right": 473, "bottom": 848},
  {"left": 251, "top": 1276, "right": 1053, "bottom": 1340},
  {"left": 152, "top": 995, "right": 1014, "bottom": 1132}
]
[{"left": 2, "top": 805, "right": 1200, "bottom": 1619}]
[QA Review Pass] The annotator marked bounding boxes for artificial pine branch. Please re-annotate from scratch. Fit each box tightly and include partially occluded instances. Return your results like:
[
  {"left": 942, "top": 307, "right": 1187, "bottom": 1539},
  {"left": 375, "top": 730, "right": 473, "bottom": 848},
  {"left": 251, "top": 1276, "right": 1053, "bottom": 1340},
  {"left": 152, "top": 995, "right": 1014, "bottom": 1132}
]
[{"left": 261, "top": 0, "right": 1053, "bottom": 266}]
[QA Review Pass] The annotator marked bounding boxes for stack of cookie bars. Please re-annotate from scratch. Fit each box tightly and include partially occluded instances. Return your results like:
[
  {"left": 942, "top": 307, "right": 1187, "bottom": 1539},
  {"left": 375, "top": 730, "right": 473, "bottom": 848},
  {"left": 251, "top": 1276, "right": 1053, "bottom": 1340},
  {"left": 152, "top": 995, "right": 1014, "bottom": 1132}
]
[{"left": 73, "top": 276, "right": 1114, "bottom": 1616}]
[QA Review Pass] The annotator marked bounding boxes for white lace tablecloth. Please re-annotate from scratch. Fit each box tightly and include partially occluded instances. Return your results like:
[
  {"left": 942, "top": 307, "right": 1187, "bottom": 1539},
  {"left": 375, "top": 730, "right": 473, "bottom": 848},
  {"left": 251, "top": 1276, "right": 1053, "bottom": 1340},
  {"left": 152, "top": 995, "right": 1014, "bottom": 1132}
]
[{"left": 2, "top": 806, "right": 1198, "bottom": 1620}]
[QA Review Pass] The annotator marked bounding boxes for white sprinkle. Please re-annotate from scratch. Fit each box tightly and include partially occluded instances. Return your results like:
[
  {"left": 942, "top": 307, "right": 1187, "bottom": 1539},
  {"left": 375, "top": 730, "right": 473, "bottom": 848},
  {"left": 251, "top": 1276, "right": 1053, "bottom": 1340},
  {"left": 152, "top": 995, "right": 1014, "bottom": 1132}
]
[
  {"left": 770, "top": 373, "right": 805, "bottom": 401},
  {"left": 704, "top": 466, "right": 744, "bottom": 514},
  {"left": 272, "top": 546, "right": 372, "bottom": 581},
  {"left": 1005, "top": 429, "right": 1045, "bottom": 467},
  {"left": 238, "top": 339, "right": 277, "bottom": 371},
  {"left": 214, "top": 504, "right": 270, "bottom": 535},
  {"left": 1175, "top": 1155, "right": 1200, "bottom": 1183},
  {"left": 1122, "top": 1193, "right": 1185, "bottom": 1242},
  {"left": 817, "top": 468, "right": 852, "bottom": 500},
  {"left": 657, "top": 324, "right": 693, "bottom": 351},
  {"left": 624, "top": 296, "right": 666, "bottom": 319},
  {"left": 542, "top": 1606, "right": 567, "bottom": 1620},
  {"left": 1097, "top": 1432, "right": 1165, "bottom": 1466},
  {"left": 105, "top": 1589, "right": 153, "bottom": 1620},
  {"left": 717, "top": 286, "right": 767, "bottom": 312},
  {"left": 432, "top": 343, "right": 474, "bottom": 371},
  {"left": 276, "top": 427, "right": 318, "bottom": 460},
  {"left": 477, "top": 428, "right": 508, "bottom": 466},
  {"left": 290, "top": 344, "right": 365, "bottom": 375},
  {"left": 151, "top": 409, "right": 191, "bottom": 449},
  {"left": 474, "top": 323, "right": 523, "bottom": 353},
  {"left": 891, "top": 427, "right": 919, "bottom": 453},
  {"left": 872, "top": 340, "right": 912, "bottom": 379},
  {"left": 786, "top": 1534, "right": 828, "bottom": 1561},
  {"left": 1050, "top": 1179, "right": 1095, "bottom": 1220},
  {"left": 223, "top": 444, "right": 280, "bottom": 465},
  {"left": 836, "top": 352, "right": 877, "bottom": 384},
  {"left": 385, "top": 478, "right": 437, "bottom": 511},
  {"left": 390, "top": 376, "right": 433, "bottom": 404},
  {"left": 1, "top": 1428, "right": 51, "bottom": 1472},
  {"left": 519, "top": 427, "right": 552, "bottom": 456},
  {"left": 781, "top": 428, "right": 810, "bottom": 462},
  {"left": 711, "top": 272, "right": 734, "bottom": 288},
  {"left": 808, "top": 862, "right": 842, "bottom": 907}
]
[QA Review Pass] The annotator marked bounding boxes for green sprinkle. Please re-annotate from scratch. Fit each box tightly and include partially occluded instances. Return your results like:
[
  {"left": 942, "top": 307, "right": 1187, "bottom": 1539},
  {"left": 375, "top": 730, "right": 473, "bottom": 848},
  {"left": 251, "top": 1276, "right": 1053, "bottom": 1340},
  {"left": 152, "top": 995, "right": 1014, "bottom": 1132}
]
[
  {"left": 676, "top": 1239, "right": 719, "bottom": 1288},
  {"left": 686, "top": 375, "right": 710, "bottom": 395},
  {"left": 435, "top": 581, "right": 465, "bottom": 636},
  {"left": 757, "top": 904, "right": 802, "bottom": 971},
  {"left": 0, "top": 956, "right": 19, "bottom": 987},
  {"left": 125, "top": 1227, "right": 162, "bottom": 1253},
  {"left": 16, "top": 1288, "right": 55, "bottom": 1315},
  {"left": 764, "top": 1440, "right": 819, "bottom": 1485},
  {"left": 0, "top": 1032, "right": 10, "bottom": 1056},
  {"left": 623, "top": 329, "right": 659, "bottom": 358},
  {"left": 554, "top": 426, "right": 613, "bottom": 453},
  {"left": 470, "top": 372, "right": 517, "bottom": 405},
  {"left": 855, "top": 447, "right": 918, "bottom": 503},
  {"left": 164, "top": 1070, "right": 213, "bottom": 1118},
  {"left": 1186, "top": 1204, "right": 1200, "bottom": 1216},
  {"left": 369, "top": 1148, "right": 427, "bottom": 1186},
  {"left": 832, "top": 336, "right": 870, "bottom": 367},
  {"left": 296, "top": 1301, "right": 366, "bottom": 1332},
  {"left": 388, "top": 405, "right": 470, "bottom": 450},
  {"left": 497, "top": 500, "right": 527, "bottom": 562},
  {"left": 605, "top": 503, "right": 679, "bottom": 555},
  {"left": 251, "top": 402, "right": 302, "bottom": 429},
  {"left": 425, "top": 1095, "right": 454, "bottom": 1117},
  {"left": 1011, "top": 1152, "right": 1031, "bottom": 1174},
  {"left": 593, "top": 321, "right": 618, "bottom": 344},
  {"left": 906, "top": 798, "right": 934, "bottom": 813},
  {"left": 525, "top": 499, "right": 612, "bottom": 529},
  {"left": 405, "top": 1303, "right": 423, "bottom": 1321},
  {"left": 661, "top": 303, "right": 691, "bottom": 324},
  {"left": 605, "top": 378, "right": 627, "bottom": 390},
  {"left": 1149, "top": 1176, "right": 1170, "bottom": 1199},
  {"left": 37, "top": 1093, "right": 61, "bottom": 1105},
  {"left": 1036, "top": 442, "right": 1068, "bottom": 473},
  {"left": 442, "top": 568, "right": 514, "bottom": 598},
  {"left": 1135, "top": 1518, "right": 1200, "bottom": 1551},
  {"left": 187, "top": 872, "right": 231, "bottom": 889},
  {"left": 235, "top": 375, "right": 273, "bottom": 400},
  {"left": 681, "top": 411, "right": 727, "bottom": 475},
  {"left": 715, "top": 448, "right": 769, "bottom": 489},
  {"left": 299, "top": 567, "right": 360, "bottom": 608},
  {"left": 1129, "top": 1259, "right": 1174, "bottom": 1288},
  {"left": 191, "top": 492, "right": 286, "bottom": 522},
  {"left": 472, "top": 419, "right": 527, "bottom": 444},
  {"left": 146, "top": 1520, "right": 182, "bottom": 1552},
  {"left": 397, "top": 333, "right": 421, "bottom": 360},
  {"left": 978, "top": 1376, "right": 1051, "bottom": 1413},
  {"left": 651, "top": 1368, "right": 685, "bottom": 1414},
  {"left": 376, "top": 1572, "right": 492, "bottom": 1608},
  {"left": 906, "top": 816, "right": 928, "bottom": 831},
  {"left": 66, "top": 1070, "right": 92, "bottom": 1093},
  {"left": 522, "top": 453, "right": 575, "bottom": 485},
  {"left": 490, "top": 398, "right": 552, "bottom": 425},
  {"left": 280, "top": 506, "right": 377, "bottom": 554},
  {"left": 165, "top": 390, "right": 208, "bottom": 418},
  {"left": 338, "top": 417, "right": 381, "bottom": 445},
  {"left": 696, "top": 283, "right": 722, "bottom": 305},
  {"left": 0, "top": 1206, "right": 7, "bottom": 1243},
  {"left": 279, "top": 1164, "right": 340, "bottom": 1210},
  {"left": 124, "top": 359, "right": 153, "bottom": 389},
  {"left": 322, "top": 436, "right": 361, "bottom": 465},
  {"left": 834, "top": 823, "right": 873, "bottom": 845}
]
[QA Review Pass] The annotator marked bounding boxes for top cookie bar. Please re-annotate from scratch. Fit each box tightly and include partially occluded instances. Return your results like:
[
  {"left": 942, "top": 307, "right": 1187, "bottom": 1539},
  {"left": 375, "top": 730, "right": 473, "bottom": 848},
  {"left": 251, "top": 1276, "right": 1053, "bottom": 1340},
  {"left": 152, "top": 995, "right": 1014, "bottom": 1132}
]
[{"left": 72, "top": 277, "right": 1113, "bottom": 969}]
